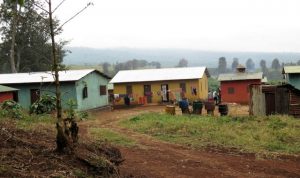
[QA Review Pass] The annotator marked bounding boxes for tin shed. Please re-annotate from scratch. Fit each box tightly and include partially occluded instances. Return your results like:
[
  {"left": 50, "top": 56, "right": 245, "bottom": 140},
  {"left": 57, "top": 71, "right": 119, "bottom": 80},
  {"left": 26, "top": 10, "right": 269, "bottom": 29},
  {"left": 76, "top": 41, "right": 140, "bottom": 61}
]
[
  {"left": 282, "top": 66, "right": 300, "bottom": 90},
  {"left": 249, "top": 84, "right": 300, "bottom": 118},
  {"left": 0, "top": 85, "right": 18, "bottom": 103},
  {"left": 0, "top": 69, "right": 110, "bottom": 110}
]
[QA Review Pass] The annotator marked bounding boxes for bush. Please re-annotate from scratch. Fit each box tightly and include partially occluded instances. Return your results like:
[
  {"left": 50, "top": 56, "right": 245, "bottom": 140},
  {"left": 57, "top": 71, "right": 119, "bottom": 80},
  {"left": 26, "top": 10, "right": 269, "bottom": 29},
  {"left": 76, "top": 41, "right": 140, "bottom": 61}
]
[
  {"left": 0, "top": 100, "right": 23, "bottom": 119},
  {"left": 30, "top": 94, "right": 56, "bottom": 114}
]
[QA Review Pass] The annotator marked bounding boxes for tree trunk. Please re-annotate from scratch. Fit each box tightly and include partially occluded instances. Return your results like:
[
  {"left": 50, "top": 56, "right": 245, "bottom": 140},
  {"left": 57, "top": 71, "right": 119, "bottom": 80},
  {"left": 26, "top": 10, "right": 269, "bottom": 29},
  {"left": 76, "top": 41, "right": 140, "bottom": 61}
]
[
  {"left": 16, "top": 47, "right": 21, "bottom": 72},
  {"left": 48, "top": 0, "right": 68, "bottom": 152},
  {"left": 9, "top": 0, "right": 18, "bottom": 73}
]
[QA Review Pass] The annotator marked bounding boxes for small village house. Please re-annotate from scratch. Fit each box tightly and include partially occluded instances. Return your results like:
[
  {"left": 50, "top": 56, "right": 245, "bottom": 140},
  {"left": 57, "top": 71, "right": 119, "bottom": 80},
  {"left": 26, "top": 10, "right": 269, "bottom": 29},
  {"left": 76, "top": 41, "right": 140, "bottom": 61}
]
[
  {"left": 0, "top": 69, "right": 110, "bottom": 110},
  {"left": 110, "top": 67, "right": 210, "bottom": 105},
  {"left": 282, "top": 66, "right": 300, "bottom": 90},
  {"left": 0, "top": 85, "right": 19, "bottom": 103},
  {"left": 218, "top": 65, "right": 265, "bottom": 104},
  {"left": 249, "top": 84, "right": 300, "bottom": 118}
]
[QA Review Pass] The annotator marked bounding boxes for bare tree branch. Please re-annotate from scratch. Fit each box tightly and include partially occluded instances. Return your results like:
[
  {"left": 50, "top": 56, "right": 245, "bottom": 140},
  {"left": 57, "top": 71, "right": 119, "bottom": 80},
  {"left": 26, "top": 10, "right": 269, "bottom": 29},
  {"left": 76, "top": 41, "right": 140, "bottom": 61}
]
[
  {"left": 52, "top": 0, "right": 66, "bottom": 13},
  {"left": 55, "top": 2, "right": 93, "bottom": 33},
  {"left": 32, "top": 1, "right": 49, "bottom": 13}
]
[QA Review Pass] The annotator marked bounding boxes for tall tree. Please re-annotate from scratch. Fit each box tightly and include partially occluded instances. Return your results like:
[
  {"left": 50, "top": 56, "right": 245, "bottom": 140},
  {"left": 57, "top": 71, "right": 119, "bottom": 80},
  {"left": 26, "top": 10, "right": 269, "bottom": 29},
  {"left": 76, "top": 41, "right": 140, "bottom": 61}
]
[
  {"left": 271, "top": 58, "right": 280, "bottom": 70},
  {"left": 260, "top": 59, "right": 268, "bottom": 75},
  {"left": 102, "top": 62, "right": 110, "bottom": 75},
  {"left": 0, "top": 0, "right": 65, "bottom": 73},
  {"left": 177, "top": 58, "right": 188, "bottom": 67},
  {"left": 8, "top": 0, "right": 24, "bottom": 73},
  {"left": 231, "top": 58, "right": 239, "bottom": 71},
  {"left": 218, "top": 57, "right": 227, "bottom": 74},
  {"left": 246, "top": 58, "right": 255, "bottom": 71}
]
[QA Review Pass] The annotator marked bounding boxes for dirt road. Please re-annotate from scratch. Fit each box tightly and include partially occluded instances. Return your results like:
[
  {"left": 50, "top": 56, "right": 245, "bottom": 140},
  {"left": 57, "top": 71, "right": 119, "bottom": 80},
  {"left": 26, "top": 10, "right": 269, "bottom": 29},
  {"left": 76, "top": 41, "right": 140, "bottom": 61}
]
[{"left": 79, "top": 105, "right": 300, "bottom": 178}]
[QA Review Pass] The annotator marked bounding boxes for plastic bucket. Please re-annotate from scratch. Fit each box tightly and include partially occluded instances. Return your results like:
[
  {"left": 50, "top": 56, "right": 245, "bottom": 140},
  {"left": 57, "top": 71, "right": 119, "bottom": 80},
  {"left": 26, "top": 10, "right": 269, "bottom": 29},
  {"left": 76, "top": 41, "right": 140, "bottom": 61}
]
[
  {"left": 192, "top": 101, "right": 203, "bottom": 114},
  {"left": 218, "top": 104, "right": 228, "bottom": 116}
]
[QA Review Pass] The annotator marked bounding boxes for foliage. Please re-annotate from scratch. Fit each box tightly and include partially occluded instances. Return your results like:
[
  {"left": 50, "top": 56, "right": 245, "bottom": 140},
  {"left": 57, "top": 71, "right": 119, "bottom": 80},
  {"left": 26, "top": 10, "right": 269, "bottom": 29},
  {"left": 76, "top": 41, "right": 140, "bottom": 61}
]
[
  {"left": 121, "top": 113, "right": 300, "bottom": 155},
  {"left": 260, "top": 59, "right": 268, "bottom": 76},
  {"left": 65, "top": 99, "right": 77, "bottom": 119},
  {"left": 113, "top": 59, "right": 161, "bottom": 75},
  {"left": 0, "top": 100, "right": 23, "bottom": 119},
  {"left": 246, "top": 58, "right": 255, "bottom": 71},
  {"left": 176, "top": 58, "right": 188, "bottom": 67},
  {"left": 218, "top": 57, "right": 227, "bottom": 74},
  {"left": 77, "top": 111, "right": 89, "bottom": 120},
  {"left": 231, "top": 58, "right": 239, "bottom": 71},
  {"left": 0, "top": 0, "right": 66, "bottom": 73},
  {"left": 89, "top": 128, "right": 136, "bottom": 147},
  {"left": 208, "top": 77, "right": 220, "bottom": 91},
  {"left": 30, "top": 94, "right": 56, "bottom": 114},
  {"left": 271, "top": 58, "right": 281, "bottom": 70}
]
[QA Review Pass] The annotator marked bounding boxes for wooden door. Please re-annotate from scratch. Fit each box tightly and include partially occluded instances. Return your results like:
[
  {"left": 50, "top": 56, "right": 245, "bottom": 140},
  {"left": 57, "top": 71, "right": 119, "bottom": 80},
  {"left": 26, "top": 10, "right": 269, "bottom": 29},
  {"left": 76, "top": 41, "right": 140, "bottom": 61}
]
[
  {"left": 161, "top": 84, "right": 169, "bottom": 102},
  {"left": 144, "top": 85, "right": 152, "bottom": 103},
  {"left": 30, "top": 89, "right": 40, "bottom": 104},
  {"left": 265, "top": 93, "right": 275, "bottom": 115}
]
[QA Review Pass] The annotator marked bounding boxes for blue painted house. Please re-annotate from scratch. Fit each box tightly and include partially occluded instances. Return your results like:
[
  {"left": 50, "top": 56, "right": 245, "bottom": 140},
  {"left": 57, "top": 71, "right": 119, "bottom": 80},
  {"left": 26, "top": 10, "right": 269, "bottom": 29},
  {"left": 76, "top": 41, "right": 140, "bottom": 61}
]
[
  {"left": 0, "top": 69, "right": 110, "bottom": 110},
  {"left": 283, "top": 66, "right": 300, "bottom": 90}
]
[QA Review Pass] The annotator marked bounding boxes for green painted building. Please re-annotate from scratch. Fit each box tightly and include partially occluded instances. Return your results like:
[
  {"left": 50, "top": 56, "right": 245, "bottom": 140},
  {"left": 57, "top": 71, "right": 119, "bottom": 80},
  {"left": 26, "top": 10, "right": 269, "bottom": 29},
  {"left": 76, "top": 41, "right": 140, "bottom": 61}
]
[
  {"left": 0, "top": 69, "right": 110, "bottom": 110},
  {"left": 283, "top": 66, "right": 300, "bottom": 90}
]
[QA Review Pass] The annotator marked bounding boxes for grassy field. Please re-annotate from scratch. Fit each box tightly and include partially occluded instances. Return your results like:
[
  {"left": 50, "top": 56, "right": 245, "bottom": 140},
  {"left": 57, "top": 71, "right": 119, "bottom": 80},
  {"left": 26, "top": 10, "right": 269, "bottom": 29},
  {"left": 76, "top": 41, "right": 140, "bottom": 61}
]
[
  {"left": 89, "top": 128, "right": 136, "bottom": 147},
  {"left": 121, "top": 113, "right": 300, "bottom": 155}
]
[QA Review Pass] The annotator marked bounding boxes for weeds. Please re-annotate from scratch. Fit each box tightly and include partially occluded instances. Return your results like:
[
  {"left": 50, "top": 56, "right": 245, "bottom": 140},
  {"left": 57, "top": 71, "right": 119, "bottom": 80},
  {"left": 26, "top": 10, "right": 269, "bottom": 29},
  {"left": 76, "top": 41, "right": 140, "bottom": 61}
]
[
  {"left": 89, "top": 128, "right": 136, "bottom": 147},
  {"left": 121, "top": 113, "right": 300, "bottom": 155},
  {"left": 0, "top": 100, "right": 23, "bottom": 119}
]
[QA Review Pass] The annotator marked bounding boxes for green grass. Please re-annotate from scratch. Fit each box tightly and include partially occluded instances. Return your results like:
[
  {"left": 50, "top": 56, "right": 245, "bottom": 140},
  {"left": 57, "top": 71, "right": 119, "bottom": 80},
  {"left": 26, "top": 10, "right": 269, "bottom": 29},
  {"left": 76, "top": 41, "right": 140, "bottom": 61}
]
[
  {"left": 121, "top": 113, "right": 300, "bottom": 155},
  {"left": 89, "top": 128, "right": 136, "bottom": 147},
  {"left": 0, "top": 113, "right": 56, "bottom": 131}
]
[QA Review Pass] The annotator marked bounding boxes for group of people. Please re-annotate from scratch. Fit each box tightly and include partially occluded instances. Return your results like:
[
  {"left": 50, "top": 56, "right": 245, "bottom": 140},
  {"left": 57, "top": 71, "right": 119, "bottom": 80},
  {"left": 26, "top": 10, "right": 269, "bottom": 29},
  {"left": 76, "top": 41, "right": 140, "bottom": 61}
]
[{"left": 208, "top": 88, "right": 221, "bottom": 105}]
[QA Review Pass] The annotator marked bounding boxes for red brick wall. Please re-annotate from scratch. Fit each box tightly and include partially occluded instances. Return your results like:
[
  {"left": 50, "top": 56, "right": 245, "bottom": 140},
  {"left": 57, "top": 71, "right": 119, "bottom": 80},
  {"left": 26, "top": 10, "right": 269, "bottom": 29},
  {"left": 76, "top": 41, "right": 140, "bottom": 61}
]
[
  {"left": 220, "top": 79, "right": 261, "bottom": 104},
  {"left": 0, "top": 92, "right": 14, "bottom": 103}
]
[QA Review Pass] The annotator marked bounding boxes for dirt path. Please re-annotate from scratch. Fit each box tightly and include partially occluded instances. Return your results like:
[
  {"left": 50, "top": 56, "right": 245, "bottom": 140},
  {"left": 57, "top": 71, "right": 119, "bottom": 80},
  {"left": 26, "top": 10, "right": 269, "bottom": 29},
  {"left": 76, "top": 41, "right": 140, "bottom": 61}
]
[{"left": 79, "top": 105, "right": 300, "bottom": 178}]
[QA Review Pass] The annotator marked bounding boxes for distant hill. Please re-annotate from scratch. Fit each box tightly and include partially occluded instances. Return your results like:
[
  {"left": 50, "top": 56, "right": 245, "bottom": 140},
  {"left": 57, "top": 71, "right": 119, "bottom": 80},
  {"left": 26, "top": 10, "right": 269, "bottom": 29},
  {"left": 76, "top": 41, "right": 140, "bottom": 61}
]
[{"left": 64, "top": 47, "right": 300, "bottom": 68}]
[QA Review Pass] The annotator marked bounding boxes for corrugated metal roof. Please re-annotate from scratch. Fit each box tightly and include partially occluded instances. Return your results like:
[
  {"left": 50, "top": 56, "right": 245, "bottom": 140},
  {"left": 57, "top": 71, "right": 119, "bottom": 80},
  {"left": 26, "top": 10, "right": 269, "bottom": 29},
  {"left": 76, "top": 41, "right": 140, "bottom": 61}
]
[
  {"left": 0, "top": 69, "right": 108, "bottom": 85},
  {"left": 110, "top": 67, "right": 208, "bottom": 84},
  {"left": 218, "top": 72, "right": 263, "bottom": 81},
  {"left": 282, "top": 66, "right": 300, "bottom": 74},
  {"left": 0, "top": 85, "right": 18, "bottom": 92}
]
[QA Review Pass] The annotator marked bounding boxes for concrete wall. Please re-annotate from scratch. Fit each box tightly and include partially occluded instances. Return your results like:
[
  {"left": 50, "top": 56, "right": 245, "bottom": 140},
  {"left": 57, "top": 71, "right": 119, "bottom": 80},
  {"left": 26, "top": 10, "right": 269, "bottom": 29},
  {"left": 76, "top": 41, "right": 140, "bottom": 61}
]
[
  {"left": 7, "top": 82, "right": 77, "bottom": 110},
  {"left": 76, "top": 71, "right": 109, "bottom": 110},
  {"left": 113, "top": 77, "right": 208, "bottom": 105}
]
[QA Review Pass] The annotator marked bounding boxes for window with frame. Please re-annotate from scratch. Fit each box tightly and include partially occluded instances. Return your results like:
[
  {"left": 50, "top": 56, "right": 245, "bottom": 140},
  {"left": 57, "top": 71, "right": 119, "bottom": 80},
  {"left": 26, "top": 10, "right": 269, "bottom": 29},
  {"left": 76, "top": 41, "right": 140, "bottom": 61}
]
[
  {"left": 228, "top": 87, "right": 235, "bottom": 94},
  {"left": 83, "top": 86, "right": 88, "bottom": 98},
  {"left": 100, "top": 85, "right": 107, "bottom": 95}
]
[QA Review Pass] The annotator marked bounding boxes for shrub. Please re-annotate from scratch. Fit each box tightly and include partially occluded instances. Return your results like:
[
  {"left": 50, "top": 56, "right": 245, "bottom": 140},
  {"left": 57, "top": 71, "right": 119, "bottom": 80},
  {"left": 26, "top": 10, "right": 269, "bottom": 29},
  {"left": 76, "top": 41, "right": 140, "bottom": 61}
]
[
  {"left": 0, "top": 100, "right": 23, "bottom": 119},
  {"left": 30, "top": 94, "right": 56, "bottom": 114}
]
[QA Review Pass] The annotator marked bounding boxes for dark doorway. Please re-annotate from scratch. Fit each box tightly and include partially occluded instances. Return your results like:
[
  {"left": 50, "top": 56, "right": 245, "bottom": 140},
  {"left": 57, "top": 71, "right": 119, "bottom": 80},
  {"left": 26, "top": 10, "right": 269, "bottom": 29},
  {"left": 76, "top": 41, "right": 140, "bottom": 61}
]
[
  {"left": 126, "top": 85, "right": 133, "bottom": 96},
  {"left": 13, "top": 91, "right": 19, "bottom": 102},
  {"left": 161, "top": 84, "right": 169, "bottom": 102},
  {"left": 265, "top": 93, "right": 275, "bottom": 115},
  {"left": 144, "top": 85, "right": 152, "bottom": 103},
  {"left": 30, "top": 89, "right": 40, "bottom": 104}
]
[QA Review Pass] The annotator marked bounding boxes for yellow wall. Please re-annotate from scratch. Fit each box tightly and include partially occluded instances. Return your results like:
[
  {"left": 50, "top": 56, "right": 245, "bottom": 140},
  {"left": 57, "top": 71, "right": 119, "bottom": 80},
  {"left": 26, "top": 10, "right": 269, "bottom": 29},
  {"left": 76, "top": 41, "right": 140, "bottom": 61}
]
[{"left": 113, "top": 74, "right": 208, "bottom": 105}]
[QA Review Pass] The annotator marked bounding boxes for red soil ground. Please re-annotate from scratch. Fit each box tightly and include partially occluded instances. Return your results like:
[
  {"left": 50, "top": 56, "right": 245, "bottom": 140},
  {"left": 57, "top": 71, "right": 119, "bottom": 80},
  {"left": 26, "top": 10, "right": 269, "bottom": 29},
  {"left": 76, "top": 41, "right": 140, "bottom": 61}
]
[{"left": 79, "top": 105, "right": 300, "bottom": 178}]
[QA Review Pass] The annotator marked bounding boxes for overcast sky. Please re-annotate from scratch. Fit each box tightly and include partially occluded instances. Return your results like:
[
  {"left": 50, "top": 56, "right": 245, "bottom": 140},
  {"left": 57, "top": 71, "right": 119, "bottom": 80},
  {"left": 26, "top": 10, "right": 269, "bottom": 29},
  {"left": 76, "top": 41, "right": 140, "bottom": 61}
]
[{"left": 53, "top": 0, "right": 300, "bottom": 52}]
